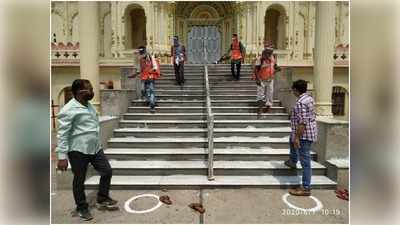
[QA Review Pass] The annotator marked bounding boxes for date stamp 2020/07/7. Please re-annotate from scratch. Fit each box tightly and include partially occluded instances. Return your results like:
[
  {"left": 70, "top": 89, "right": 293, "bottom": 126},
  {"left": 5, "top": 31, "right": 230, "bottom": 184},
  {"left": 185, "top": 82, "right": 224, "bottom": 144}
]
[{"left": 281, "top": 208, "right": 343, "bottom": 216}]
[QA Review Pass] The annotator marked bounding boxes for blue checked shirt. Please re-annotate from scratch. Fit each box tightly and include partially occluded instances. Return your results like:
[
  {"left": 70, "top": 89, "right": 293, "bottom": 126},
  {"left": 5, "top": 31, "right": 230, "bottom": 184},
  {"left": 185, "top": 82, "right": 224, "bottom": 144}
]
[{"left": 290, "top": 93, "right": 317, "bottom": 142}]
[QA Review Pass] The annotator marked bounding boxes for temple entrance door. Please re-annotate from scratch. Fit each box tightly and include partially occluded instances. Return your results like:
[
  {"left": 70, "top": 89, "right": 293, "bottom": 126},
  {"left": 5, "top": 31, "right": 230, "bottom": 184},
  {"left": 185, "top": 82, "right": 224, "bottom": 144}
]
[{"left": 187, "top": 26, "right": 221, "bottom": 64}]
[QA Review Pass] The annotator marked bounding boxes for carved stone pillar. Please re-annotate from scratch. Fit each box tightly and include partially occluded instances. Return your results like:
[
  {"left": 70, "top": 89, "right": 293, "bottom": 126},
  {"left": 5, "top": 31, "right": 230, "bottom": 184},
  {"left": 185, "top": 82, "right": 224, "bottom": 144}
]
[
  {"left": 79, "top": 1, "right": 100, "bottom": 107},
  {"left": 313, "top": 2, "right": 335, "bottom": 117}
]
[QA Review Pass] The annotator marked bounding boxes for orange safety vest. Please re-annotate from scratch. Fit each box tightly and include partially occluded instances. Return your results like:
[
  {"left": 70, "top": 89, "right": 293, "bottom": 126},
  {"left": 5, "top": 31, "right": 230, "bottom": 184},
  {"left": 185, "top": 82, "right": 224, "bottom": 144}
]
[
  {"left": 254, "top": 56, "right": 276, "bottom": 80},
  {"left": 140, "top": 55, "right": 161, "bottom": 80},
  {"left": 231, "top": 41, "right": 242, "bottom": 60}
]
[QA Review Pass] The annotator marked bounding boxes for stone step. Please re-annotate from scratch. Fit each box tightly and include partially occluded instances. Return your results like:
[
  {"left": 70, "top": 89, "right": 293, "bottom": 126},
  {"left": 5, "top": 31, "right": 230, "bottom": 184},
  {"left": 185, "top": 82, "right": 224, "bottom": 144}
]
[
  {"left": 155, "top": 85, "right": 204, "bottom": 90},
  {"left": 103, "top": 148, "right": 316, "bottom": 161},
  {"left": 156, "top": 90, "right": 205, "bottom": 95},
  {"left": 131, "top": 99, "right": 206, "bottom": 107},
  {"left": 113, "top": 127, "right": 291, "bottom": 138},
  {"left": 160, "top": 71, "right": 254, "bottom": 76},
  {"left": 156, "top": 80, "right": 204, "bottom": 85},
  {"left": 85, "top": 175, "right": 336, "bottom": 189},
  {"left": 120, "top": 120, "right": 206, "bottom": 128},
  {"left": 123, "top": 112, "right": 206, "bottom": 120},
  {"left": 119, "top": 119, "right": 290, "bottom": 129},
  {"left": 122, "top": 112, "right": 289, "bottom": 120},
  {"left": 213, "top": 120, "right": 291, "bottom": 128},
  {"left": 131, "top": 99, "right": 281, "bottom": 107},
  {"left": 211, "top": 100, "right": 281, "bottom": 107},
  {"left": 156, "top": 94, "right": 205, "bottom": 100},
  {"left": 85, "top": 160, "right": 326, "bottom": 176},
  {"left": 210, "top": 95, "right": 259, "bottom": 100},
  {"left": 158, "top": 77, "right": 204, "bottom": 81},
  {"left": 156, "top": 89, "right": 258, "bottom": 94},
  {"left": 108, "top": 136, "right": 290, "bottom": 149},
  {"left": 127, "top": 106, "right": 285, "bottom": 113}
]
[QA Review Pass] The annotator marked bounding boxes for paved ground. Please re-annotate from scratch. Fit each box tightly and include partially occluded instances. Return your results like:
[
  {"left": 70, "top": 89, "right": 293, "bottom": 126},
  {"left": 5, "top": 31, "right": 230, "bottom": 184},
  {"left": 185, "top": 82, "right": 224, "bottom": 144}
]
[{"left": 51, "top": 188, "right": 348, "bottom": 224}]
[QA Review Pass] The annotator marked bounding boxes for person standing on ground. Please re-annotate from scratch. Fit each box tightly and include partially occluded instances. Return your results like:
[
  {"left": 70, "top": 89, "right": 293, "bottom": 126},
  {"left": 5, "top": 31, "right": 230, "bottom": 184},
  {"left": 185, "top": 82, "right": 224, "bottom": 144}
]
[
  {"left": 284, "top": 79, "right": 317, "bottom": 196},
  {"left": 56, "top": 79, "right": 118, "bottom": 221},
  {"left": 227, "top": 34, "right": 245, "bottom": 80},
  {"left": 253, "top": 42, "right": 280, "bottom": 115},
  {"left": 171, "top": 36, "right": 187, "bottom": 86}
]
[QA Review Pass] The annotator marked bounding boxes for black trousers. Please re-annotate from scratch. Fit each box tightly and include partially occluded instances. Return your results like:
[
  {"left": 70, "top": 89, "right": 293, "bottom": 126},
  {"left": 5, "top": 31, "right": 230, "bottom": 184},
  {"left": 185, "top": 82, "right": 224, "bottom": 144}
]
[
  {"left": 68, "top": 150, "right": 112, "bottom": 210},
  {"left": 231, "top": 61, "right": 241, "bottom": 80},
  {"left": 174, "top": 63, "right": 185, "bottom": 85}
]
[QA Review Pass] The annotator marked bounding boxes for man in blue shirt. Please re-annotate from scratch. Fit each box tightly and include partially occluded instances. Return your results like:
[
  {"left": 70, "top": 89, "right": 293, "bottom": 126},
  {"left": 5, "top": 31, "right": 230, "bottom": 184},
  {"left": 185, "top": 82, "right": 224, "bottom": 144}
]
[{"left": 56, "top": 79, "right": 118, "bottom": 221}]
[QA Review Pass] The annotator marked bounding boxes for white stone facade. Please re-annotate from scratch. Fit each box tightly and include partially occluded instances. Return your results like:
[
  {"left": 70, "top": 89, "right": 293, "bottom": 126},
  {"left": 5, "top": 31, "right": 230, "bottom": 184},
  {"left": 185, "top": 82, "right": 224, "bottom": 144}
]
[{"left": 51, "top": 1, "right": 349, "bottom": 120}]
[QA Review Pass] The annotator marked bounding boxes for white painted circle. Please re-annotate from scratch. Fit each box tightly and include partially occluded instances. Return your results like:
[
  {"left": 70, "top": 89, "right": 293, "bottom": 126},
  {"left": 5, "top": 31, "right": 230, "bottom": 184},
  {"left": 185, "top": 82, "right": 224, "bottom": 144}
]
[
  {"left": 282, "top": 193, "right": 323, "bottom": 212},
  {"left": 124, "top": 194, "right": 163, "bottom": 214}
]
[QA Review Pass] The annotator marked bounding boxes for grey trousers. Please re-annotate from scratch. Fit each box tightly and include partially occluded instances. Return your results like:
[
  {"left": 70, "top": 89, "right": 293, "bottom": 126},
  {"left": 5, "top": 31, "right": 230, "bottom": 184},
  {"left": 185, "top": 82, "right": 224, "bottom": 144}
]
[{"left": 256, "top": 79, "right": 274, "bottom": 107}]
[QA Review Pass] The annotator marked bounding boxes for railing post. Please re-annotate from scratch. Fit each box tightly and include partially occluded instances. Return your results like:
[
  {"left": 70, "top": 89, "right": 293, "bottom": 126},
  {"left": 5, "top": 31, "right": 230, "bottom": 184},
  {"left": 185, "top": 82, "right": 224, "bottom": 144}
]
[{"left": 204, "top": 65, "right": 215, "bottom": 181}]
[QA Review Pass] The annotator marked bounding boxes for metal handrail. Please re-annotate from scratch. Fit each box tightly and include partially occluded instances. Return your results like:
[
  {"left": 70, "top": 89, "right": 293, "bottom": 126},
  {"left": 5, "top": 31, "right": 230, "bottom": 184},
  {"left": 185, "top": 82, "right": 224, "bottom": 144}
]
[{"left": 204, "top": 65, "right": 215, "bottom": 181}]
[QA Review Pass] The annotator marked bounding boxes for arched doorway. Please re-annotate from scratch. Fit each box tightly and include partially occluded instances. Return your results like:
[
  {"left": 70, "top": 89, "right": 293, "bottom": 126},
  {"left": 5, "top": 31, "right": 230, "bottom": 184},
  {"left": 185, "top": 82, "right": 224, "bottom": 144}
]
[
  {"left": 125, "top": 5, "right": 147, "bottom": 49},
  {"left": 175, "top": 2, "right": 235, "bottom": 64},
  {"left": 264, "top": 4, "right": 286, "bottom": 49}
]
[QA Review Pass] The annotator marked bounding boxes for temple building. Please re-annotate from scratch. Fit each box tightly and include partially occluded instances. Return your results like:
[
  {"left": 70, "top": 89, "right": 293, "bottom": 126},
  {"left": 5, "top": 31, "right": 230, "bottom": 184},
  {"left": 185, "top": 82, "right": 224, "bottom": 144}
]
[{"left": 51, "top": 1, "right": 349, "bottom": 120}]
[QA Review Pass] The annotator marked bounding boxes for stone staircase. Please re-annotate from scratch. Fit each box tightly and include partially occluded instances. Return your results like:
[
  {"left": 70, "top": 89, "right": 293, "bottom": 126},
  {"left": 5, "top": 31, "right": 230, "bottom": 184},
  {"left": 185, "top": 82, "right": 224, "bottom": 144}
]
[{"left": 85, "top": 64, "right": 336, "bottom": 189}]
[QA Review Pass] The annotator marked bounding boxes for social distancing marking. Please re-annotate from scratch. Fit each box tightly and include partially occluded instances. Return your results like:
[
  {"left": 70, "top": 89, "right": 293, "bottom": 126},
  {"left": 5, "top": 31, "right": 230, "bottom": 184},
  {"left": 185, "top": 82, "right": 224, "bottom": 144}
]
[
  {"left": 124, "top": 194, "right": 163, "bottom": 214},
  {"left": 282, "top": 193, "right": 323, "bottom": 212}
]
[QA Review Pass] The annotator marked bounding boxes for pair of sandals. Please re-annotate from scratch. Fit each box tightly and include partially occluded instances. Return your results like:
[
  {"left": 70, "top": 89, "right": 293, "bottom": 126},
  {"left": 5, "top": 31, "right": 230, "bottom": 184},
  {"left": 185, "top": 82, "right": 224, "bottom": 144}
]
[
  {"left": 335, "top": 188, "right": 349, "bottom": 201},
  {"left": 159, "top": 195, "right": 205, "bottom": 214}
]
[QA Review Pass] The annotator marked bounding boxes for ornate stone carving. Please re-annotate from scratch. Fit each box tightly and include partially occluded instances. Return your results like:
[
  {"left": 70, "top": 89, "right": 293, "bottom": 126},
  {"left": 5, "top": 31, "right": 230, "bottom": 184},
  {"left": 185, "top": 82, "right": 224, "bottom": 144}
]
[{"left": 315, "top": 103, "right": 333, "bottom": 117}]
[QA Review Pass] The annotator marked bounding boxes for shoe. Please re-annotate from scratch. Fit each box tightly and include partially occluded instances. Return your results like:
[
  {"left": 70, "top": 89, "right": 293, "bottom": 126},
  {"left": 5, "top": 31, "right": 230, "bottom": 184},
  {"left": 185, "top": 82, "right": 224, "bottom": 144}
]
[
  {"left": 289, "top": 187, "right": 311, "bottom": 196},
  {"left": 150, "top": 107, "right": 156, "bottom": 113},
  {"left": 96, "top": 197, "right": 119, "bottom": 211},
  {"left": 189, "top": 203, "right": 205, "bottom": 214},
  {"left": 159, "top": 195, "right": 172, "bottom": 205},
  {"left": 77, "top": 208, "right": 93, "bottom": 221},
  {"left": 284, "top": 160, "right": 297, "bottom": 169},
  {"left": 263, "top": 105, "right": 271, "bottom": 113}
]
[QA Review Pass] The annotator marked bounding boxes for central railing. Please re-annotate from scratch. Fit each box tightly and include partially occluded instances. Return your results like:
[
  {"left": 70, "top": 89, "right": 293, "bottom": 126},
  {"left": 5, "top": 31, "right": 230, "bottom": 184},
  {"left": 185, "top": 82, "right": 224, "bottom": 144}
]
[{"left": 204, "top": 65, "right": 215, "bottom": 181}]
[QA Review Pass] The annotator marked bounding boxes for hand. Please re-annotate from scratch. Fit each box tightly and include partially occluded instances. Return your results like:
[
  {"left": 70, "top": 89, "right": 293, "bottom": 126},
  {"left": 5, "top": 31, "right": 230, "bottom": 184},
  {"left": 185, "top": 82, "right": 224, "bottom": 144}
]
[
  {"left": 256, "top": 79, "right": 261, "bottom": 86},
  {"left": 57, "top": 159, "right": 68, "bottom": 171},
  {"left": 293, "top": 138, "right": 301, "bottom": 150}
]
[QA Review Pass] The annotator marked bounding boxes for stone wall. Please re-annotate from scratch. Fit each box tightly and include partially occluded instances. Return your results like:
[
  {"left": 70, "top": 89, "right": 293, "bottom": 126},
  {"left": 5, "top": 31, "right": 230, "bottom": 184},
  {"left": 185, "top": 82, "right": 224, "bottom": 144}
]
[
  {"left": 314, "top": 118, "right": 349, "bottom": 162},
  {"left": 100, "top": 89, "right": 135, "bottom": 117}
]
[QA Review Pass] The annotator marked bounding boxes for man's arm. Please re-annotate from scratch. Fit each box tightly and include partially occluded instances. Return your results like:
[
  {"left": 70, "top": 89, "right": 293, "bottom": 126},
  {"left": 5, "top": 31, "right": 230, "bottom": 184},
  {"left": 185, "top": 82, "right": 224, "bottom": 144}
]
[
  {"left": 55, "top": 110, "right": 73, "bottom": 170},
  {"left": 55, "top": 111, "right": 73, "bottom": 160}
]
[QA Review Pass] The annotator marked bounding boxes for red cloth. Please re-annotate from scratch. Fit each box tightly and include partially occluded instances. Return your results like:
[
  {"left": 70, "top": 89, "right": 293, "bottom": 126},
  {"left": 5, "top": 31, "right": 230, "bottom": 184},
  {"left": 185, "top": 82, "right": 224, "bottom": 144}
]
[{"left": 140, "top": 56, "right": 160, "bottom": 80}]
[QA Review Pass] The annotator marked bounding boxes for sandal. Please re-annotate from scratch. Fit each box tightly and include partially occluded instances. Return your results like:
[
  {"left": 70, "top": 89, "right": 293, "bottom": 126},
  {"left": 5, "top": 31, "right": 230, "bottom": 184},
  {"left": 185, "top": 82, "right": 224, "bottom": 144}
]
[
  {"left": 336, "top": 193, "right": 349, "bottom": 201},
  {"left": 189, "top": 203, "right": 205, "bottom": 214},
  {"left": 159, "top": 195, "right": 172, "bottom": 205}
]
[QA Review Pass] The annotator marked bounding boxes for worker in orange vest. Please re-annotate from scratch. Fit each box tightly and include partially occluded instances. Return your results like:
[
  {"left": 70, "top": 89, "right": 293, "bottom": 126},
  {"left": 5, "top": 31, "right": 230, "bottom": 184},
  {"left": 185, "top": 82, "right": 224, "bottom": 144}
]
[
  {"left": 227, "top": 34, "right": 246, "bottom": 80},
  {"left": 131, "top": 46, "right": 161, "bottom": 113},
  {"left": 253, "top": 42, "right": 280, "bottom": 115}
]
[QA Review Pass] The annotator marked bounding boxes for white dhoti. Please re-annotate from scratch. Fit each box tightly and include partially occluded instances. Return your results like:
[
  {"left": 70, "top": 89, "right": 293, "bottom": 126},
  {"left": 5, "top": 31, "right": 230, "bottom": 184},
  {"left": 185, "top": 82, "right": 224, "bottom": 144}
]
[{"left": 256, "top": 79, "right": 274, "bottom": 107}]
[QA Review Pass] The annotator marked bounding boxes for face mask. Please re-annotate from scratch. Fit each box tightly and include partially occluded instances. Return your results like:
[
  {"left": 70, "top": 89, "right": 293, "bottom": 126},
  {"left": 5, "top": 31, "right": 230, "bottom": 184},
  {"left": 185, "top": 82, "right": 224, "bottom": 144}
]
[{"left": 86, "top": 92, "right": 94, "bottom": 101}]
